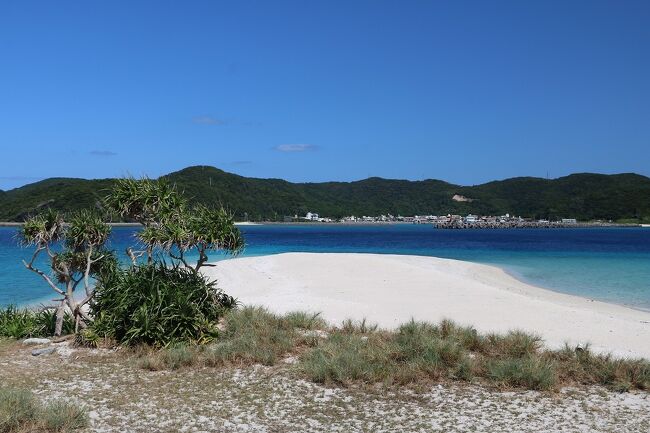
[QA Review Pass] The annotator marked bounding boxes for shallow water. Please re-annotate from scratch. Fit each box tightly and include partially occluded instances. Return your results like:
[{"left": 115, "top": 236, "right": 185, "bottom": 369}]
[{"left": 1, "top": 225, "right": 649, "bottom": 309}]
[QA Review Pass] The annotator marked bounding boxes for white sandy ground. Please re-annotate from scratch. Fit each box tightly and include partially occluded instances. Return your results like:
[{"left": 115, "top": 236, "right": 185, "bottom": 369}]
[
  {"left": 2, "top": 342, "right": 649, "bottom": 433},
  {"left": 204, "top": 253, "right": 650, "bottom": 359}
]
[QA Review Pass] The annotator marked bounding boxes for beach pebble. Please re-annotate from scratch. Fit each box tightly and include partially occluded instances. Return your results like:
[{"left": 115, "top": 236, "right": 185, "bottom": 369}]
[
  {"left": 283, "top": 355, "right": 299, "bottom": 364},
  {"left": 22, "top": 338, "right": 51, "bottom": 345},
  {"left": 31, "top": 347, "right": 56, "bottom": 356}
]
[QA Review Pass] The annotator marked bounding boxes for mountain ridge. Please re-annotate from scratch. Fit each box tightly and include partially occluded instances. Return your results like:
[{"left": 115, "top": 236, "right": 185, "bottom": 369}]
[{"left": 1, "top": 166, "right": 649, "bottom": 222}]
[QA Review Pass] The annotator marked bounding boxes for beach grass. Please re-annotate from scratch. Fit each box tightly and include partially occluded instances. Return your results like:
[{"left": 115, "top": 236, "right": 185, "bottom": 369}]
[
  {"left": 137, "top": 306, "right": 327, "bottom": 370},
  {"left": 0, "top": 387, "right": 87, "bottom": 432},
  {"left": 132, "top": 307, "right": 650, "bottom": 393}
]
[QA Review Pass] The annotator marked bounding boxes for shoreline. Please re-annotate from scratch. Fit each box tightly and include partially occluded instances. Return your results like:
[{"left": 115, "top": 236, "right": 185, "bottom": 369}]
[
  {"left": 498, "top": 264, "right": 650, "bottom": 315},
  {"left": 1, "top": 221, "right": 645, "bottom": 228},
  {"left": 204, "top": 252, "right": 650, "bottom": 359}
]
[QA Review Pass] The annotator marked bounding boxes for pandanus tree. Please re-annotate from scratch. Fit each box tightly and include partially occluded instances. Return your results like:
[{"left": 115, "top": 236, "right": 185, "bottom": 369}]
[
  {"left": 105, "top": 177, "right": 185, "bottom": 263},
  {"left": 20, "top": 209, "right": 116, "bottom": 335},
  {"left": 105, "top": 177, "right": 244, "bottom": 271}
]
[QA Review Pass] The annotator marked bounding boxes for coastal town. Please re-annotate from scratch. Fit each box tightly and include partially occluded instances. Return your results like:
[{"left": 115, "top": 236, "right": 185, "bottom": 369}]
[{"left": 287, "top": 212, "right": 631, "bottom": 228}]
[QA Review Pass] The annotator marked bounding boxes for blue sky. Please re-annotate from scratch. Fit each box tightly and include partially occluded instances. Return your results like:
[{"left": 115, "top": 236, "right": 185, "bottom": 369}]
[{"left": 1, "top": 0, "right": 649, "bottom": 190}]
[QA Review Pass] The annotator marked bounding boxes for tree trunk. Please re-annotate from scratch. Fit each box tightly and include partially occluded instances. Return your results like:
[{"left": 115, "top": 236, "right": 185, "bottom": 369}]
[{"left": 54, "top": 300, "right": 66, "bottom": 336}]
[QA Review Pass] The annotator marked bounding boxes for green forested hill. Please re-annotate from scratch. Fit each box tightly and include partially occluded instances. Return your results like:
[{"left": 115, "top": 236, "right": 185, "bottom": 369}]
[{"left": 0, "top": 166, "right": 649, "bottom": 222}]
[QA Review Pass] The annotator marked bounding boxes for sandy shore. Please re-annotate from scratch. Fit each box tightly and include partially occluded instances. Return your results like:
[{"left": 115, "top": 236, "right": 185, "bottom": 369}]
[{"left": 205, "top": 253, "right": 650, "bottom": 359}]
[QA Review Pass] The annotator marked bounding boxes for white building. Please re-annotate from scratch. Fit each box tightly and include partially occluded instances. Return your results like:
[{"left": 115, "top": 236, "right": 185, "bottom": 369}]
[{"left": 305, "top": 212, "right": 319, "bottom": 221}]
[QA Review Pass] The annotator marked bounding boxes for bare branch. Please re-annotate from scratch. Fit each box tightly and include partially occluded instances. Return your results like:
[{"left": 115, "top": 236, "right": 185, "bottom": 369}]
[
  {"left": 126, "top": 247, "right": 145, "bottom": 266},
  {"left": 22, "top": 259, "right": 64, "bottom": 296},
  {"left": 169, "top": 251, "right": 192, "bottom": 270},
  {"left": 78, "top": 289, "right": 95, "bottom": 308}
]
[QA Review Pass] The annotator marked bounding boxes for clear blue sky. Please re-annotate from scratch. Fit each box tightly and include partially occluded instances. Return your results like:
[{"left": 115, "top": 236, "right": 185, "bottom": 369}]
[{"left": 1, "top": 0, "right": 649, "bottom": 190}]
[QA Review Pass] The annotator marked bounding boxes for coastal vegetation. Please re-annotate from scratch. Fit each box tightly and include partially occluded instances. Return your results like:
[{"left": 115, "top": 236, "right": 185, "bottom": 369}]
[
  {"left": 134, "top": 307, "right": 650, "bottom": 393},
  {"left": 1, "top": 166, "right": 650, "bottom": 223},
  {"left": 19, "top": 210, "right": 116, "bottom": 335},
  {"left": 0, "top": 306, "right": 73, "bottom": 339},
  {"left": 88, "top": 263, "right": 236, "bottom": 347},
  {"left": 0, "top": 387, "right": 87, "bottom": 432},
  {"left": 15, "top": 176, "right": 243, "bottom": 343}
]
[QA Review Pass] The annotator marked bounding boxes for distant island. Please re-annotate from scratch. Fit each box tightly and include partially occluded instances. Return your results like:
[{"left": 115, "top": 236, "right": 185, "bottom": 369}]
[{"left": 1, "top": 166, "right": 649, "bottom": 223}]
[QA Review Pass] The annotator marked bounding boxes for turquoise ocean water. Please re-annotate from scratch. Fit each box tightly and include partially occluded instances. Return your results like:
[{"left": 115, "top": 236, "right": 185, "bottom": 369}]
[{"left": 1, "top": 225, "right": 649, "bottom": 310}]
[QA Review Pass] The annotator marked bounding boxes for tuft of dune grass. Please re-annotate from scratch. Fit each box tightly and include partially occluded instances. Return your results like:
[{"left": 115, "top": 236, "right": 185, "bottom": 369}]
[
  {"left": 486, "top": 357, "right": 557, "bottom": 390},
  {"left": 136, "top": 306, "right": 327, "bottom": 370},
  {"left": 0, "top": 387, "right": 87, "bottom": 432},
  {"left": 133, "top": 308, "right": 650, "bottom": 393}
]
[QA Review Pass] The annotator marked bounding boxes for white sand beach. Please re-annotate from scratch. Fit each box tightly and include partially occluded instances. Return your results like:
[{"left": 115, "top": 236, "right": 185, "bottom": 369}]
[{"left": 205, "top": 253, "right": 650, "bottom": 359}]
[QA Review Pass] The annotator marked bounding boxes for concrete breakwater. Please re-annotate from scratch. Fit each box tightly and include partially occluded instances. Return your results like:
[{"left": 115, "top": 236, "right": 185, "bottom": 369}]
[{"left": 433, "top": 221, "right": 634, "bottom": 229}]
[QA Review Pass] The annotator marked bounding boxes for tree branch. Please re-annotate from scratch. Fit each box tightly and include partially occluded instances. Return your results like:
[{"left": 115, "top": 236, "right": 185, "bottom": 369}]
[
  {"left": 22, "top": 253, "right": 64, "bottom": 296},
  {"left": 83, "top": 244, "right": 94, "bottom": 296},
  {"left": 169, "top": 250, "right": 192, "bottom": 270},
  {"left": 126, "top": 248, "right": 145, "bottom": 266},
  {"left": 78, "top": 289, "right": 95, "bottom": 309}
]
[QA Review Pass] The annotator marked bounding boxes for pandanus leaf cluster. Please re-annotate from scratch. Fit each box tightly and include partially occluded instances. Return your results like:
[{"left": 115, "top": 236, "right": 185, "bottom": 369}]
[
  {"left": 91, "top": 263, "right": 236, "bottom": 346},
  {"left": 105, "top": 177, "right": 243, "bottom": 271},
  {"left": 19, "top": 176, "right": 243, "bottom": 343}
]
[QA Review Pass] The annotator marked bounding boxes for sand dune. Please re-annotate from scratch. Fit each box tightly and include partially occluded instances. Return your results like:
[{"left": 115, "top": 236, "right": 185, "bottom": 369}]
[{"left": 204, "top": 253, "right": 650, "bottom": 359}]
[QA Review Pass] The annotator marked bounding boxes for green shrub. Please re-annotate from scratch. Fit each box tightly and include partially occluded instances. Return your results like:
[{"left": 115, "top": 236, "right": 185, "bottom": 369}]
[
  {"left": 0, "top": 387, "right": 87, "bottom": 432},
  {"left": 438, "top": 319, "right": 484, "bottom": 352},
  {"left": 134, "top": 307, "right": 328, "bottom": 370},
  {"left": 74, "top": 328, "right": 102, "bottom": 348},
  {"left": 90, "top": 263, "right": 235, "bottom": 346},
  {"left": 0, "top": 306, "right": 74, "bottom": 339},
  {"left": 124, "top": 307, "right": 650, "bottom": 394}
]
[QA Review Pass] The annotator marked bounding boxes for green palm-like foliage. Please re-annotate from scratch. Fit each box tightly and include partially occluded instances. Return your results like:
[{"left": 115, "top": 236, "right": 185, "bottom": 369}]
[
  {"left": 140, "top": 205, "right": 244, "bottom": 258},
  {"left": 91, "top": 263, "right": 235, "bottom": 346},
  {"left": 106, "top": 177, "right": 244, "bottom": 271},
  {"left": 0, "top": 306, "right": 75, "bottom": 338},
  {"left": 190, "top": 205, "right": 244, "bottom": 253},
  {"left": 19, "top": 209, "right": 64, "bottom": 247},
  {"left": 65, "top": 210, "right": 111, "bottom": 252},
  {"left": 105, "top": 177, "right": 185, "bottom": 224}
]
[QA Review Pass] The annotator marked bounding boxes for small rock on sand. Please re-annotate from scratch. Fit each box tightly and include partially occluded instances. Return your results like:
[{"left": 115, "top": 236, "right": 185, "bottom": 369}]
[
  {"left": 23, "top": 338, "right": 52, "bottom": 345},
  {"left": 31, "top": 347, "right": 56, "bottom": 356}
]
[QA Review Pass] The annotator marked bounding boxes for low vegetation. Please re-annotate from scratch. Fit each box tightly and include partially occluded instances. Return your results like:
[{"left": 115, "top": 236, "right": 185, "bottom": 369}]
[
  {"left": 138, "top": 307, "right": 325, "bottom": 370},
  {"left": 2, "top": 304, "right": 649, "bottom": 394},
  {"left": 0, "top": 387, "right": 87, "bottom": 432},
  {"left": 13, "top": 176, "right": 243, "bottom": 348},
  {"left": 90, "top": 263, "right": 237, "bottom": 347},
  {"left": 134, "top": 308, "right": 650, "bottom": 393},
  {"left": 0, "top": 306, "right": 73, "bottom": 339}
]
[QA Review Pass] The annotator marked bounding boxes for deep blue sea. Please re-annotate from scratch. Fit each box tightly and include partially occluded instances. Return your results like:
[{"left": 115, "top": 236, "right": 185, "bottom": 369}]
[{"left": 1, "top": 225, "right": 649, "bottom": 310}]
